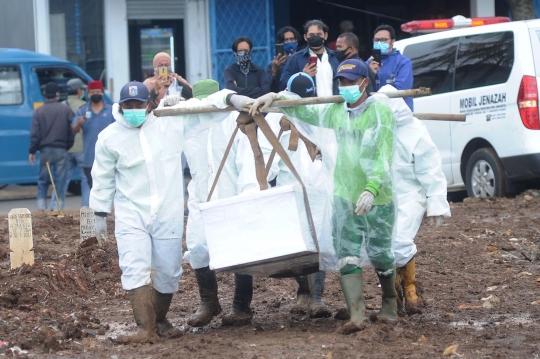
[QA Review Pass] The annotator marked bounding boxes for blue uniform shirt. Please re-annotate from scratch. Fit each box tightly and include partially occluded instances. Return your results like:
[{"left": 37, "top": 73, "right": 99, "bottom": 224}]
[
  {"left": 367, "top": 50, "right": 414, "bottom": 110},
  {"left": 72, "top": 103, "right": 115, "bottom": 167}
]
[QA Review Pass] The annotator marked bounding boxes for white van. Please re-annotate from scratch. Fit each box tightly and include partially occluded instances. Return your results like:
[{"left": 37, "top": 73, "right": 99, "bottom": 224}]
[{"left": 394, "top": 17, "right": 540, "bottom": 197}]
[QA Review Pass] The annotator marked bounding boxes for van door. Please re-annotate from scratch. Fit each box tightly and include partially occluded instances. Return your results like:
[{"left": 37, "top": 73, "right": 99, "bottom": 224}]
[
  {"left": 0, "top": 64, "right": 38, "bottom": 184},
  {"left": 402, "top": 37, "right": 458, "bottom": 185},
  {"left": 450, "top": 31, "right": 515, "bottom": 190}
]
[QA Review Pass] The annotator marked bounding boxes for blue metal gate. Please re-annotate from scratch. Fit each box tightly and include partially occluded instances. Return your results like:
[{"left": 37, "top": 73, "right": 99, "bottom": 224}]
[{"left": 209, "top": 0, "right": 275, "bottom": 88}]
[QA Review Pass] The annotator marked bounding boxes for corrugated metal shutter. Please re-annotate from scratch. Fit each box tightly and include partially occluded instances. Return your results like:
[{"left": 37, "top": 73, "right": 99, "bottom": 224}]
[{"left": 126, "top": 0, "right": 185, "bottom": 20}]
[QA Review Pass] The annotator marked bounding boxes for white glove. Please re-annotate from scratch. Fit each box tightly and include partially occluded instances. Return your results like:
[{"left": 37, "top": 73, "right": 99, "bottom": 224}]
[
  {"left": 249, "top": 93, "right": 278, "bottom": 116},
  {"left": 94, "top": 215, "right": 108, "bottom": 246},
  {"left": 429, "top": 215, "right": 445, "bottom": 228},
  {"left": 229, "top": 94, "right": 254, "bottom": 112},
  {"left": 355, "top": 191, "right": 375, "bottom": 216},
  {"left": 163, "top": 94, "right": 184, "bottom": 107}
]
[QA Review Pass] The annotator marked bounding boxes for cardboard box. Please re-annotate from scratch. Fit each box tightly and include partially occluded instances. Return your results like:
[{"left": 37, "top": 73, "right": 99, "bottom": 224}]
[{"left": 199, "top": 184, "right": 319, "bottom": 277}]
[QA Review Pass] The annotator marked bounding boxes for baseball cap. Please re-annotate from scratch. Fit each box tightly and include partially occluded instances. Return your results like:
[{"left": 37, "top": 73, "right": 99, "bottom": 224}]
[
  {"left": 67, "top": 78, "right": 87, "bottom": 92},
  {"left": 44, "top": 82, "right": 59, "bottom": 98},
  {"left": 334, "top": 59, "right": 368, "bottom": 81},
  {"left": 193, "top": 79, "right": 219, "bottom": 100},
  {"left": 287, "top": 72, "right": 316, "bottom": 98},
  {"left": 88, "top": 80, "right": 104, "bottom": 91},
  {"left": 119, "top": 81, "right": 150, "bottom": 103}
]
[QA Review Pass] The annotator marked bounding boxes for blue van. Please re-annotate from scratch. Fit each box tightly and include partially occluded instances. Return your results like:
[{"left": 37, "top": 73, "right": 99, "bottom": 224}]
[{"left": 0, "top": 48, "right": 112, "bottom": 188}]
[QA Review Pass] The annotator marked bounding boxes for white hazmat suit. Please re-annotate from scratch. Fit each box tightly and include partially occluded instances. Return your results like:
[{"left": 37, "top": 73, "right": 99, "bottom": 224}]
[{"left": 90, "top": 90, "right": 234, "bottom": 293}]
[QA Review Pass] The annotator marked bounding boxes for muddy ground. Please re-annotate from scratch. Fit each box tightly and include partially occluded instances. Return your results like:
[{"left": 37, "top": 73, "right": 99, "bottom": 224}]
[{"left": 1, "top": 191, "right": 540, "bottom": 358}]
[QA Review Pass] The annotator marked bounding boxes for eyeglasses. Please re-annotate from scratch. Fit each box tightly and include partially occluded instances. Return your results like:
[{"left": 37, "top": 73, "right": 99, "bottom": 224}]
[{"left": 373, "top": 38, "right": 390, "bottom": 43}]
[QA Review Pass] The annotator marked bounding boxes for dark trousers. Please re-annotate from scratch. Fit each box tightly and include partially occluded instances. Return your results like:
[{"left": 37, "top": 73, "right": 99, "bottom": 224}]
[{"left": 83, "top": 167, "right": 93, "bottom": 189}]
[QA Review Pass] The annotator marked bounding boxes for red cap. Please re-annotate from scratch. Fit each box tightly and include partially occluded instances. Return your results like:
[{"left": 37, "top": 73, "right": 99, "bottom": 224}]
[{"left": 88, "top": 80, "right": 104, "bottom": 90}]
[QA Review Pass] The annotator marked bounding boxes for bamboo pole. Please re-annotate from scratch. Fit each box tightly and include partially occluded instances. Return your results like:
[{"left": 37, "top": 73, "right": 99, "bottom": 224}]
[
  {"left": 46, "top": 162, "right": 64, "bottom": 216},
  {"left": 154, "top": 88, "right": 431, "bottom": 117}
]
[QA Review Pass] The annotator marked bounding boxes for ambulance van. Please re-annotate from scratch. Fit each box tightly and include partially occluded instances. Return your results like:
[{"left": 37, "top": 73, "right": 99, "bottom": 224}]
[{"left": 394, "top": 16, "right": 540, "bottom": 197}]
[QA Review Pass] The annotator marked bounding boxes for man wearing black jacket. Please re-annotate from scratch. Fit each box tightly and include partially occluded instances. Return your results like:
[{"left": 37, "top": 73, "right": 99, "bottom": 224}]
[
  {"left": 335, "top": 32, "right": 375, "bottom": 94},
  {"left": 224, "top": 36, "right": 270, "bottom": 98},
  {"left": 29, "top": 82, "right": 74, "bottom": 213}
]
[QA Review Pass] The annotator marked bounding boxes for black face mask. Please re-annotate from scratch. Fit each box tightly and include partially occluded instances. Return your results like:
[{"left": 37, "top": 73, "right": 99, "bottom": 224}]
[
  {"left": 335, "top": 47, "right": 350, "bottom": 62},
  {"left": 307, "top": 36, "right": 324, "bottom": 49},
  {"left": 90, "top": 94, "right": 102, "bottom": 103}
]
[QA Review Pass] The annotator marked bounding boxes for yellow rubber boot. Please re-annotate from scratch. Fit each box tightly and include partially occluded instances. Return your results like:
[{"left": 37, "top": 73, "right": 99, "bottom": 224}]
[{"left": 398, "top": 258, "right": 424, "bottom": 315}]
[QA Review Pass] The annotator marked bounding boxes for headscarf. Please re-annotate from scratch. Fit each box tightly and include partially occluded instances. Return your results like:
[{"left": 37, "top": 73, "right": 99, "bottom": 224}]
[
  {"left": 153, "top": 52, "right": 171, "bottom": 69},
  {"left": 235, "top": 50, "right": 252, "bottom": 75}
]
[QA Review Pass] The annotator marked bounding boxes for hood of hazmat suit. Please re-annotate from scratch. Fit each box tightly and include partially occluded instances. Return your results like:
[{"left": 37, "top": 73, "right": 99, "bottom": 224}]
[
  {"left": 181, "top": 99, "right": 260, "bottom": 269},
  {"left": 377, "top": 85, "right": 451, "bottom": 266},
  {"left": 277, "top": 92, "right": 397, "bottom": 272},
  {"left": 89, "top": 89, "right": 233, "bottom": 292}
]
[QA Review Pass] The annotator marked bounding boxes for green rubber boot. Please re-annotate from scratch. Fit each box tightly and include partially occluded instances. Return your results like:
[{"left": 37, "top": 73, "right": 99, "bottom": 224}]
[
  {"left": 339, "top": 272, "right": 367, "bottom": 326},
  {"left": 376, "top": 270, "right": 398, "bottom": 321}
]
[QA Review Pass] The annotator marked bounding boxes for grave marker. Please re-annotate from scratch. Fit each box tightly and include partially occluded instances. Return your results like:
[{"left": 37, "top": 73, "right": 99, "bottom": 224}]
[{"left": 8, "top": 208, "right": 34, "bottom": 269}]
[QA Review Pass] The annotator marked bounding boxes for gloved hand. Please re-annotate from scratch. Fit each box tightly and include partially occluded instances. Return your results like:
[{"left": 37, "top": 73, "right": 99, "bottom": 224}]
[
  {"left": 229, "top": 94, "right": 254, "bottom": 112},
  {"left": 163, "top": 94, "right": 184, "bottom": 107},
  {"left": 249, "top": 93, "right": 278, "bottom": 116},
  {"left": 355, "top": 191, "right": 375, "bottom": 216},
  {"left": 94, "top": 215, "right": 108, "bottom": 246},
  {"left": 429, "top": 215, "right": 445, "bottom": 228}
]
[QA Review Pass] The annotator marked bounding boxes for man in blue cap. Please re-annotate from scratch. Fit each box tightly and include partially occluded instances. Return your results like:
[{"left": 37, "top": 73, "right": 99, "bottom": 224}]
[
  {"left": 90, "top": 80, "right": 253, "bottom": 343},
  {"left": 250, "top": 59, "right": 398, "bottom": 333}
]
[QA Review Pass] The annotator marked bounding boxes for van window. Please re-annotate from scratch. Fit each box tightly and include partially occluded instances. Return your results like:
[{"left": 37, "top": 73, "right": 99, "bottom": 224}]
[
  {"left": 33, "top": 66, "right": 87, "bottom": 102},
  {"left": 403, "top": 38, "right": 458, "bottom": 95},
  {"left": 454, "top": 31, "right": 514, "bottom": 91},
  {"left": 0, "top": 66, "right": 23, "bottom": 105}
]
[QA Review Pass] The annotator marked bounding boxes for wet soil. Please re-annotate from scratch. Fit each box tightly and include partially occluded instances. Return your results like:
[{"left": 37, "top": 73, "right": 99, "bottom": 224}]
[{"left": 1, "top": 191, "right": 540, "bottom": 358}]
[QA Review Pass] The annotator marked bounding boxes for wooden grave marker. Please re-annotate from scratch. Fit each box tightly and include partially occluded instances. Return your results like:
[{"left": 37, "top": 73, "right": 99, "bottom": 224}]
[{"left": 8, "top": 208, "right": 34, "bottom": 269}]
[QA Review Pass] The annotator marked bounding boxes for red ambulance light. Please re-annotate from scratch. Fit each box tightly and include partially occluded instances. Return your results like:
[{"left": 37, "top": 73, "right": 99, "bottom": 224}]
[
  {"left": 518, "top": 76, "right": 540, "bottom": 130},
  {"left": 401, "top": 19, "right": 454, "bottom": 33},
  {"left": 470, "top": 17, "right": 510, "bottom": 26}
]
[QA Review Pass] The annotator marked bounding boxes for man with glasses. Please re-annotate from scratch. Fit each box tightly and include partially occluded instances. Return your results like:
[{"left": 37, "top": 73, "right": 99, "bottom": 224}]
[{"left": 367, "top": 24, "right": 414, "bottom": 110}]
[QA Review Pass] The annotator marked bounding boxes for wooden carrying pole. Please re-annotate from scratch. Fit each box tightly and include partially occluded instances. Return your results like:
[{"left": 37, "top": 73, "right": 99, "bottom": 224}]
[
  {"left": 45, "top": 162, "right": 63, "bottom": 215},
  {"left": 154, "top": 88, "right": 432, "bottom": 117}
]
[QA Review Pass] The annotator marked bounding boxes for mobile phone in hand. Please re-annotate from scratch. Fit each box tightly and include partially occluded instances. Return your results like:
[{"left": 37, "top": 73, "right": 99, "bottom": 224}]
[
  {"left": 372, "top": 49, "right": 382, "bottom": 64},
  {"left": 275, "top": 44, "right": 285, "bottom": 57},
  {"left": 308, "top": 55, "right": 318, "bottom": 65},
  {"left": 158, "top": 66, "right": 169, "bottom": 78}
]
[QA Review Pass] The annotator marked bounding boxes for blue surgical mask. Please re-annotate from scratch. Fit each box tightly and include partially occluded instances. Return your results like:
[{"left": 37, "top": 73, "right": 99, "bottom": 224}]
[
  {"left": 373, "top": 41, "right": 390, "bottom": 54},
  {"left": 123, "top": 109, "right": 147, "bottom": 127},
  {"left": 283, "top": 42, "right": 297, "bottom": 54},
  {"left": 339, "top": 79, "right": 366, "bottom": 104}
]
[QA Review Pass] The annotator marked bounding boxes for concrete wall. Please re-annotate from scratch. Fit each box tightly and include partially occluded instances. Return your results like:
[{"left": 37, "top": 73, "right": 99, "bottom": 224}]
[
  {"left": 184, "top": 0, "right": 211, "bottom": 82},
  {"left": 104, "top": 0, "right": 130, "bottom": 101},
  {"left": 0, "top": 0, "right": 36, "bottom": 51}
]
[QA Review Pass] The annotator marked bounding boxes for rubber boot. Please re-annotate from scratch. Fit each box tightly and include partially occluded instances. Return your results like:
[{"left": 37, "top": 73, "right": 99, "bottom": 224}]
[
  {"left": 290, "top": 276, "right": 310, "bottom": 314},
  {"left": 395, "top": 269, "right": 404, "bottom": 316},
  {"left": 116, "top": 285, "right": 159, "bottom": 344},
  {"left": 153, "top": 289, "right": 183, "bottom": 338},
  {"left": 397, "top": 258, "right": 424, "bottom": 315},
  {"left": 309, "top": 271, "right": 332, "bottom": 318},
  {"left": 187, "top": 267, "right": 222, "bottom": 327},
  {"left": 339, "top": 273, "right": 367, "bottom": 334},
  {"left": 221, "top": 274, "right": 253, "bottom": 326},
  {"left": 376, "top": 270, "right": 398, "bottom": 321}
]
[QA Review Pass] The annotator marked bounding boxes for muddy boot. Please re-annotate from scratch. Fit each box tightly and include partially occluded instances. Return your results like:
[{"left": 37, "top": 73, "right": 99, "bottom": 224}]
[
  {"left": 187, "top": 267, "right": 222, "bottom": 327},
  {"left": 222, "top": 274, "right": 253, "bottom": 326},
  {"left": 116, "top": 285, "right": 159, "bottom": 344},
  {"left": 309, "top": 271, "right": 331, "bottom": 318},
  {"left": 290, "top": 276, "right": 310, "bottom": 314},
  {"left": 376, "top": 270, "right": 398, "bottom": 321},
  {"left": 398, "top": 258, "right": 424, "bottom": 315},
  {"left": 339, "top": 272, "right": 367, "bottom": 334},
  {"left": 153, "top": 289, "right": 183, "bottom": 338}
]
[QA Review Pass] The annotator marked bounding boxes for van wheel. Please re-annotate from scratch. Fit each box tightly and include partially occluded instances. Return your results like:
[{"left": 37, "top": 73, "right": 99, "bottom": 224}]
[{"left": 465, "top": 148, "right": 506, "bottom": 197}]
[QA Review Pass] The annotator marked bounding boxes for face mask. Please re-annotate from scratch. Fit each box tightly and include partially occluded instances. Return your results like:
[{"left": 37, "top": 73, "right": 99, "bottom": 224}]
[
  {"left": 339, "top": 79, "right": 366, "bottom": 104},
  {"left": 90, "top": 94, "right": 102, "bottom": 103},
  {"left": 307, "top": 36, "right": 324, "bottom": 49},
  {"left": 335, "top": 47, "right": 350, "bottom": 62},
  {"left": 283, "top": 42, "right": 297, "bottom": 54},
  {"left": 235, "top": 50, "right": 252, "bottom": 75},
  {"left": 123, "top": 109, "right": 147, "bottom": 127},
  {"left": 80, "top": 91, "right": 87, "bottom": 101},
  {"left": 373, "top": 41, "right": 390, "bottom": 54}
]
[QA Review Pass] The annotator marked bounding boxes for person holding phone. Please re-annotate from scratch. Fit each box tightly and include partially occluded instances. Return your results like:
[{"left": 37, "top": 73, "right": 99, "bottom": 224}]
[
  {"left": 224, "top": 36, "right": 270, "bottom": 98},
  {"left": 143, "top": 52, "right": 193, "bottom": 109},
  {"left": 279, "top": 20, "right": 340, "bottom": 97},
  {"left": 366, "top": 24, "right": 414, "bottom": 110},
  {"left": 265, "top": 26, "right": 301, "bottom": 92}
]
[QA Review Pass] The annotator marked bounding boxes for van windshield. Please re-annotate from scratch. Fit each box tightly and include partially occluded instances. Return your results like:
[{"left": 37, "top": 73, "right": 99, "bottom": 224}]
[{"left": 33, "top": 66, "right": 88, "bottom": 102}]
